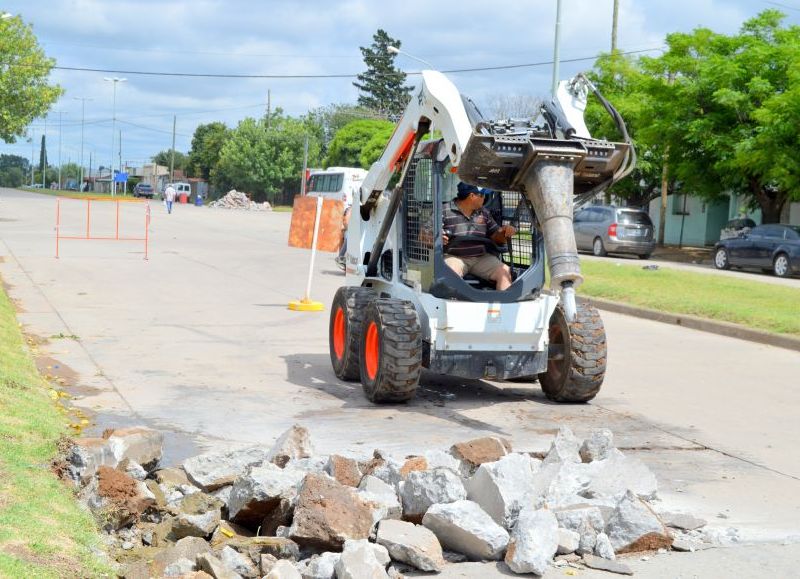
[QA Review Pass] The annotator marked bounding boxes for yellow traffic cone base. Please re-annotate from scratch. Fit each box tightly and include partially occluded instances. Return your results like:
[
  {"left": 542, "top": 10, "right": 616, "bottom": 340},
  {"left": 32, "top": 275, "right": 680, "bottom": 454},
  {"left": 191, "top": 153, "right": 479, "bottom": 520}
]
[{"left": 288, "top": 298, "right": 324, "bottom": 311}]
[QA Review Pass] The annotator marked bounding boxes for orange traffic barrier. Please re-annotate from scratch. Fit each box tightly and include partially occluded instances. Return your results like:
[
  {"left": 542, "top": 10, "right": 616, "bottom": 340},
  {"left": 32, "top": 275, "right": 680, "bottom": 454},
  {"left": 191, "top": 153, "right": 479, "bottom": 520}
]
[{"left": 55, "top": 197, "right": 151, "bottom": 260}]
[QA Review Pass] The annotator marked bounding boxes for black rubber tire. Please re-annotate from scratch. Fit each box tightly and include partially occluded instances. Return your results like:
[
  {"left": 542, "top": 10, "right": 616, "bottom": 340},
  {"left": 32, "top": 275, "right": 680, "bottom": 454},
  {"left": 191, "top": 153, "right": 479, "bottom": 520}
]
[
  {"left": 714, "top": 247, "right": 731, "bottom": 270},
  {"left": 329, "top": 286, "right": 374, "bottom": 381},
  {"left": 773, "top": 253, "right": 791, "bottom": 278},
  {"left": 592, "top": 237, "right": 607, "bottom": 257},
  {"left": 359, "top": 298, "right": 422, "bottom": 403},
  {"left": 538, "top": 302, "right": 606, "bottom": 403}
]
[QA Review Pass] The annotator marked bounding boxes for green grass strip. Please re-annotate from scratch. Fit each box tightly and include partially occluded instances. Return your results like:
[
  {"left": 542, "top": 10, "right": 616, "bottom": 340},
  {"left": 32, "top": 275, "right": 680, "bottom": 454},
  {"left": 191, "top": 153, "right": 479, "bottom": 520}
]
[
  {"left": 578, "top": 260, "right": 800, "bottom": 336},
  {"left": 0, "top": 286, "right": 109, "bottom": 577}
]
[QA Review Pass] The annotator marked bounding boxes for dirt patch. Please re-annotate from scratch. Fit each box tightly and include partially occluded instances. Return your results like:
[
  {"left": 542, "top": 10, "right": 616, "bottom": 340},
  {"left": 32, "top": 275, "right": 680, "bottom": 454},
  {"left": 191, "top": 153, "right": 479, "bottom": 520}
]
[
  {"left": 1, "top": 543, "right": 83, "bottom": 578},
  {"left": 97, "top": 465, "right": 153, "bottom": 520},
  {"left": 51, "top": 435, "right": 76, "bottom": 482},
  {"left": 35, "top": 355, "right": 80, "bottom": 388}
]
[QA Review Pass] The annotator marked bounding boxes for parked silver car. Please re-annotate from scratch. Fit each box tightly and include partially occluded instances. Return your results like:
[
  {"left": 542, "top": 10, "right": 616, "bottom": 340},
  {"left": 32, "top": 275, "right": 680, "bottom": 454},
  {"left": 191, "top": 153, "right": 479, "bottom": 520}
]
[{"left": 574, "top": 205, "right": 656, "bottom": 259}]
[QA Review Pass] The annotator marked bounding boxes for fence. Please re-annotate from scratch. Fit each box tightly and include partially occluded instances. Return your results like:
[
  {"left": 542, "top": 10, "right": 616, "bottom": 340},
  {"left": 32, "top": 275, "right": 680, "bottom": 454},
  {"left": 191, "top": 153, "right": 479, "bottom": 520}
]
[{"left": 55, "top": 197, "right": 151, "bottom": 260}]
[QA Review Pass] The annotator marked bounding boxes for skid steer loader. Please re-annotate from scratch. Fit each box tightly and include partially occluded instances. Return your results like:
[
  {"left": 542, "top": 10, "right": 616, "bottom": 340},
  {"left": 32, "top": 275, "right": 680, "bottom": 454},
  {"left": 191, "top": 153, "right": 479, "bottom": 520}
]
[{"left": 329, "top": 70, "right": 634, "bottom": 403}]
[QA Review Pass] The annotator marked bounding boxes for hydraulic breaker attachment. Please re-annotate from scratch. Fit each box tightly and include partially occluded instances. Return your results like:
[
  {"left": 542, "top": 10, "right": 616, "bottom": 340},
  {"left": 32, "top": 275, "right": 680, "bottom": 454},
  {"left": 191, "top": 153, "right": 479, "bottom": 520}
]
[{"left": 460, "top": 126, "right": 631, "bottom": 321}]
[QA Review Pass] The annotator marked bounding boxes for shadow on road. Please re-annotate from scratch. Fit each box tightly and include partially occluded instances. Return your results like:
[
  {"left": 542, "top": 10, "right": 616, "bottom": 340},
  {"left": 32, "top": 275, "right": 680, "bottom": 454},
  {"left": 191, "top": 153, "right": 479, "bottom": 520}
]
[{"left": 282, "top": 352, "right": 558, "bottom": 437}]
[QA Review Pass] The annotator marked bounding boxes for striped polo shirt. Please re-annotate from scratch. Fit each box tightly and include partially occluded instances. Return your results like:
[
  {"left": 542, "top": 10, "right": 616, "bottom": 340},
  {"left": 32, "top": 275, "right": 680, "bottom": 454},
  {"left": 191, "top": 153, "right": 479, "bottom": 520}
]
[{"left": 442, "top": 200, "right": 500, "bottom": 257}]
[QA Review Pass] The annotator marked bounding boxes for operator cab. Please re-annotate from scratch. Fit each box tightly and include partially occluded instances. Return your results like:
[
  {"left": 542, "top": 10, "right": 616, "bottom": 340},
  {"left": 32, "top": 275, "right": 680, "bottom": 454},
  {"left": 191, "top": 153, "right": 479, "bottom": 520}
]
[{"left": 400, "top": 138, "right": 546, "bottom": 303}]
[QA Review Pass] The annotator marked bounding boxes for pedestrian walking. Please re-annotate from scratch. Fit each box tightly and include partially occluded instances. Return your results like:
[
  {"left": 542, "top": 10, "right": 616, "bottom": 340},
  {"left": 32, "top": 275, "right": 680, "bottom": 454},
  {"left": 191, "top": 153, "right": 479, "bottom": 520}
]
[{"left": 164, "top": 184, "right": 177, "bottom": 214}]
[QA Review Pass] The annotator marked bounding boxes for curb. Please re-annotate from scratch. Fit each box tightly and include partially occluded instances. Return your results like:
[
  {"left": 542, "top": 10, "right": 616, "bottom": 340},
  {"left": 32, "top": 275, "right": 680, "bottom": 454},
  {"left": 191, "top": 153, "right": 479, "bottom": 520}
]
[{"left": 579, "top": 296, "right": 800, "bottom": 353}]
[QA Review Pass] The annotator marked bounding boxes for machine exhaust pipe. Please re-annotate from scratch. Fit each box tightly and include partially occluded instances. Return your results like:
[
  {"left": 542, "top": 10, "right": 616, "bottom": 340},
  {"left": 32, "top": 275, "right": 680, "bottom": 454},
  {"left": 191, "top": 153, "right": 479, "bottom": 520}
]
[{"left": 521, "top": 159, "right": 582, "bottom": 321}]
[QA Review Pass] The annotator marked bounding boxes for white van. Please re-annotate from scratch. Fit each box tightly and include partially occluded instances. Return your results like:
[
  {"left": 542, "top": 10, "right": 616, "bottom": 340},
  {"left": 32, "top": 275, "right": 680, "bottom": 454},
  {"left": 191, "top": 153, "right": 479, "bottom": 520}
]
[{"left": 306, "top": 167, "right": 367, "bottom": 208}]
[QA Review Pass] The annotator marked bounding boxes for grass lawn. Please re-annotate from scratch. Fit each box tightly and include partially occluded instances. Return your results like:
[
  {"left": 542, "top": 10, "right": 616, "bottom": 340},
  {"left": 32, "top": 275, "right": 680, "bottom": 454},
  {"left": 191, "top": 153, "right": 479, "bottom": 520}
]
[
  {"left": 578, "top": 259, "right": 800, "bottom": 337},
  {"left": 0, "top": 286, "right": 109, "bottom": 577},
  {"left": 272, "top": 205, "right": 293, "bottom": 212}
]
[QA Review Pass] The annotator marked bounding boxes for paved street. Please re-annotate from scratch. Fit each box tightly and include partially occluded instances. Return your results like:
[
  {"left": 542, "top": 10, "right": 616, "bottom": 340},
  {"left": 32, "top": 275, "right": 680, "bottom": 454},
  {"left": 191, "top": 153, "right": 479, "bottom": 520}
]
[{"left": 2, "top": 188, "right": 800, "bottom": 575}]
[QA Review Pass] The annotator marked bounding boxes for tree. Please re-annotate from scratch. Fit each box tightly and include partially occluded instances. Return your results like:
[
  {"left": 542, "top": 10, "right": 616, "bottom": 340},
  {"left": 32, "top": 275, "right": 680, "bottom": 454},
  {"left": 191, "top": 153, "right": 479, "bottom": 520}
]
[
  {"left": 353, "top": 29, "right": 412, "bottom": 119},
  {"left": 152, "top": 150, "right": 188, "bottom": 172},
  {"left": 0, "top": 15, "right": 63, "bottom": 142},
  {"left": 39, "top": 135, "right": 47, "bottom": 174},
  {"left": 637, "top": 10, "right": 800, "bottom": 222},
  {"left": 585, "top": 53, "right": 673, "bottom": 208},
  {"left": 305, "top": 103, "right": 389, "bottom": 157},
  {"left": 325, "top": 119, "right": 395, "bottom": 168},
  {"left": 213, "top": 112, "right": 322, "bottom": 202},
  {"left": 0, "top": 154, "right": 29, "bottom": 187},
  {"left": 188, "top": 122, "right": 230, "bottom": 179}
]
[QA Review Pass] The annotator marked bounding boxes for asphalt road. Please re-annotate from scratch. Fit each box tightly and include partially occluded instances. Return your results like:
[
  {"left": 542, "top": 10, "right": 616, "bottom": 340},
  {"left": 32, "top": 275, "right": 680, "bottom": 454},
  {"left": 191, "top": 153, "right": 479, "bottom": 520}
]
[{"left": 2, "top": 188, "right": 799, "bottom": 576}]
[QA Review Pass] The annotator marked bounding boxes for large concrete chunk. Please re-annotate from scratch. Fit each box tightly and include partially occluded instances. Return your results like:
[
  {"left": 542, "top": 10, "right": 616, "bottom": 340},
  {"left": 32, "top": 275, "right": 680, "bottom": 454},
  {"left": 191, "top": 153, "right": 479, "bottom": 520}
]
[
  {"left": 580, "top": 429, "right": 614, "bottom": 463},
  {"left": 400, "top": 468, "right": 466, "bottom": 522},
  {"left": 172, "top": 492, "right": 224, "bottom": 539},
  {"left": 67, "top": 438, "right": 117, "bottom": 484},
  {"left": 376, "top": 519, "right": 445, "bottom": 572},
  {"left": 183, "top": 446, "right": 270, "bottom": 491},
  {"left": 607, "top": 490, "right": 672, "bottom": 553},
  {"left": 594, "top": 532, "right": 616, "bottom": 560},
  {"left": 295, "top": 552, "right": 339, "bottom": 579},
  {"left": 289, "top": 473, "right": 375, "bottom": 550},
  {"left": 334, "top": 539, "right": 390, "bottom": 579},
  {"left": 584, "top": 449, "right": 658, "bottom": 501},
  {"left": 267, "top": 425, "right": 313, "bottom": 468},
  {"left": 466, "top": 453, "right": 541, "bottom": 529},
  {"left": 106, "top": 427, "right": 164, "bottom": 471},
  {"left": 422, "top": 450, "right": 462, "bottom": 474},
  {"left": 543, "top": 427, "right": 581, "bottom": 466},
  {"left": 422, "top": 500, "right": 509, "bottom": 561},
  {"left": 265, "top": 560, "right": 302, "bottom": 579},
  {"left": 228, "top": 463, "right": 304, "bottom": 526},
  {"left": 155, "top": 537, "right": 213, "bottom": 577},
  {"left": 215, "top": 536, "right": 301, "bottom": 563},
  {"left": 450, "top": 437, "right": 512, "bottom": 475},
  {"left": 219, "top": 545, "right": 259, "bottom": 578},
  {"left": 325, "top": 454, "right": 362, "bottom": 487},
  {"left": 358, "top": 475, "right": 401, "bottom": 524},
  {"left": 504, "top": 507, "right": 558, "bottom": 575}
]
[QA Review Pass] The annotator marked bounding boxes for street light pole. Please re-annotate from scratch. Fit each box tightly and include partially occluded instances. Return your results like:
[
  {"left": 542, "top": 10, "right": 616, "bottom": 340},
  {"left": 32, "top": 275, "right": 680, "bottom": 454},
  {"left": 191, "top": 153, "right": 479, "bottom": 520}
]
[
  {"left": 56, "top": 110, "right": 66, "bottom": 189},
  {"left": 552, "top": 0, "right": 563, "bottom": 97},
  {"left": 104, "top": 77, "right": 127, "bottom": 195},
  {"left": 73, "top": 97, "right": 92, "bottom": 192},
  {"left": 42, "top": 115, "right": 47, "bottom": 189}
]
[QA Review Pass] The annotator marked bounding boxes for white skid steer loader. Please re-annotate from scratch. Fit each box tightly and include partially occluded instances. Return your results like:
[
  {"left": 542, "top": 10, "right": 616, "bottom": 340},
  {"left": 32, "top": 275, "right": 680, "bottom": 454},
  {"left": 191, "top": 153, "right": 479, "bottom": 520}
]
[{"left": 329, "top": 70, "right": 635, "bottom": 403}]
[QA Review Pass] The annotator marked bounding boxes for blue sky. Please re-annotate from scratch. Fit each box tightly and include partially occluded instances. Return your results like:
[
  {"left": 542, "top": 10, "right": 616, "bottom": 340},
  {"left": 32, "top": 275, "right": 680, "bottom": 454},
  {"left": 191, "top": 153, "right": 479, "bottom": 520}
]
[{"left": 0, "top": 0, "right": 793, "bottom": 173}]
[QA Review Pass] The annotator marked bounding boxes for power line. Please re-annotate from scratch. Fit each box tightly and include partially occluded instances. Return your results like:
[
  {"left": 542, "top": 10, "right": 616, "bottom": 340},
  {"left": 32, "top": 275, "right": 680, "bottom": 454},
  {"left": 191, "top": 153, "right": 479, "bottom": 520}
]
[{"left": 43, "top": 47, "right": 662, "bottom": 79}]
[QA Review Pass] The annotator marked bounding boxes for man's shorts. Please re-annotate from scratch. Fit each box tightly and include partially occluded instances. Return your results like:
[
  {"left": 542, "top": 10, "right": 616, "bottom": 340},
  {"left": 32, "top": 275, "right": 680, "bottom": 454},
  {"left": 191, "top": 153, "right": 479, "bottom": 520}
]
[{"left": 445, "top": 253, "right": 504, "bottom": 280}]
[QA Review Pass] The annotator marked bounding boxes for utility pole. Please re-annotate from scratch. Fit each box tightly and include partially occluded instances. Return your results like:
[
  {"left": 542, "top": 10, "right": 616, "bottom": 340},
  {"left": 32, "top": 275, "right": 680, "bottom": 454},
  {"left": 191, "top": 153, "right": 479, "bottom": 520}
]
[
  {"left": 42, "top": 115, "right": 47, "bottom": 189},
  {"left": 169, "top": 114, "right": 176, "bottom": 183},
  {"left": 73, "top": 97, "right": 92, "bottom": 191},
  {"left": 57, "top": 110, "right": 66, "bottom": 189},
  {"left": 104, "top": 77, "right": 127, "bottom": 195},
  {"left": 551, "top": 0, "right": 563, "bottom": 97},
  {"left": 611, "top": 0, "right": 619, "bottom": 52},
  {"left": 29, "top": 134, "right": 35, "bottom": 186},
  {"left": 88, "top": 151, "right": 92, "bottom": 191}
]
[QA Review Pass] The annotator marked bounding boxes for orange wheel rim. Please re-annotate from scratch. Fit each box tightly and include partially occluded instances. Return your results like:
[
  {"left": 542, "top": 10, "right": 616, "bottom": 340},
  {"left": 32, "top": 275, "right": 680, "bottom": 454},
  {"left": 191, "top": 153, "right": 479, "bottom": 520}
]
[
  {"left": 333, "top": 307, "right": 346, "bottom": 360},
  {"left": 365, "top": 321, "right": 380, "bottom": 380}
]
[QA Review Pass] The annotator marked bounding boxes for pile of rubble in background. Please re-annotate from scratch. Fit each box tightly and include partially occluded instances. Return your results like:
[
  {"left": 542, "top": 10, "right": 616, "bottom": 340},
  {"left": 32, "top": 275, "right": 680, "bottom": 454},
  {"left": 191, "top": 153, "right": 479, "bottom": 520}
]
[
  {"left": 208, "top": 190, "right": 272, "bottom": 211},
  {"left": 63, "top": 425, "right": 736, "bottom": 578}
]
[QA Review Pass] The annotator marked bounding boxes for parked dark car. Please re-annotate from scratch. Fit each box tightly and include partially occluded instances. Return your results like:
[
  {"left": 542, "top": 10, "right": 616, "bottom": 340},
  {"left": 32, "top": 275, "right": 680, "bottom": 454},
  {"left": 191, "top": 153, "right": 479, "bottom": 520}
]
[
  {"left": 713, "top": 224, "right": 800, "bottom": 277},
  {"left": 133, "top": 183, "right": 154, "bottom": 199},
  {"left": 573, "top": 205, "right": 656, "bottom": 259}
]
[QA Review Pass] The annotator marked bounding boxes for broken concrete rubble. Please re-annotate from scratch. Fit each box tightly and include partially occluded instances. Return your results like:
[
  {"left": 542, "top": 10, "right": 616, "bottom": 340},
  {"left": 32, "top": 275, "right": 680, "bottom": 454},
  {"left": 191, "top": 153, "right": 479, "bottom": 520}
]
[
  {"left": 227, "top": 462, "right": 304, "bottom": 526},
  {"left": 504, "top": 506, "right": 558, "bottom": 575},
  {"left": 76, "top": 425, "right": 715, "bottom": 578},
  {"left": 465, "top": 452, "right": 541, "bottom": 528},
  {"left": 209, "top": 189, "right": 272, "bottom": 211},
  {"left": 399, "top": 467, "right": 466, "bottom": 522},
  {"left": 422, "top": 500, "right": 509, "bottom": 561},
  {"left": 376, "top": 519, "right": 445, "bottom": 572}
]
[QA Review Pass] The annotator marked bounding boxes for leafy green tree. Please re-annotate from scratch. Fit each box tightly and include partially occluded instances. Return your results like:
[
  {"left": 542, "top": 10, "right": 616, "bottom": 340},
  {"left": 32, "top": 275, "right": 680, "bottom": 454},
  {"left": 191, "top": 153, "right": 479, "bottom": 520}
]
[
  {"left": 305, "top": 103, "right": 388, "bottom": 156},
  {"left": 353, "top": 29, "right": 412, "bottom": 119},
  {"left": 152, "top": 149, "right": 188, "bottom": 172},
  {"left": 213, "top": 113, "right": 322, "bottom": 202},
  {"left": 585, "top": 53, "right": 673, "bottom": 208},
  {"left": 0, "top": 15, "right": 63, "bottom": 142},
  {"left": 59, "top": 162, "right": 81, "bottom": 180},
  {"left": 637, "top": 10, "right": 800, "bottom": 222},
  {"left": 188, "top": 122, "right": 230, "bottom": 179},
  {"left": 326, "top": 119, "right": 394, "bottom": 168}
]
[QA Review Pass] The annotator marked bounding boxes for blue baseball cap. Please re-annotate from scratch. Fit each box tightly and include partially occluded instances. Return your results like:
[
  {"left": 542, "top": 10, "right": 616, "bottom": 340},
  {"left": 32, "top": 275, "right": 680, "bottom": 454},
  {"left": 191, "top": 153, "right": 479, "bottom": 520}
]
[{"left": 456, "top": 182, "right": 489, "bottom": 199}]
